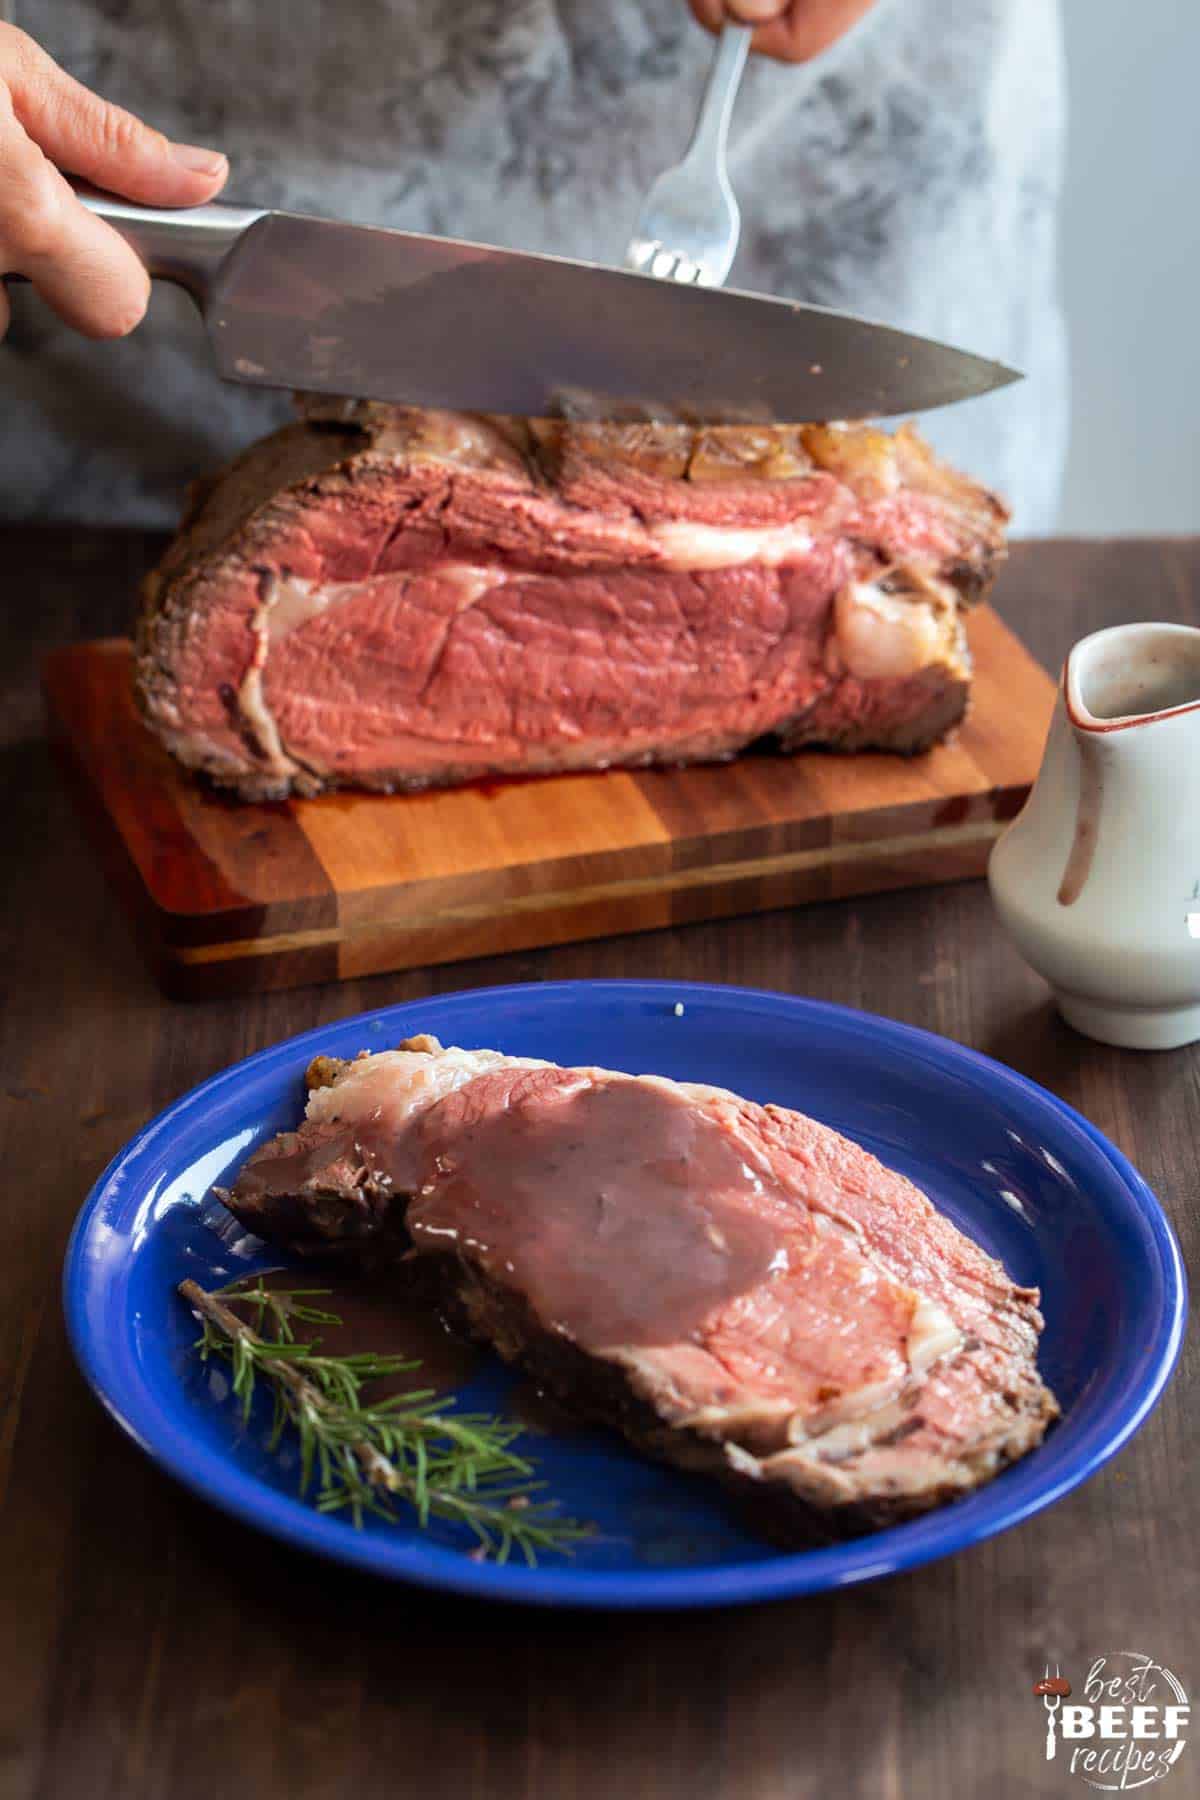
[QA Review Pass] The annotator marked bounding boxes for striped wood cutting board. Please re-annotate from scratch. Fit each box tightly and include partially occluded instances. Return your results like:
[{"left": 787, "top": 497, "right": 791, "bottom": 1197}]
[{"left": 43, "top": 605, "right": 1054, "bottom": 997}]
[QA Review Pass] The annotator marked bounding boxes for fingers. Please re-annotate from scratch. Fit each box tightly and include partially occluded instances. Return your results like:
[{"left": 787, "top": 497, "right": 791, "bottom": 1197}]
[
  {"left": 724, "top": 0, "right": 790, "bottom": 19},
  {"left": 688, "top": 0, "right": 877, "bottom": 63},
  {"left": 0, "top": 83, "right": 151, "bottom": 337},
  {"left": 754, "top": 1, "right": 877, "bottom": 60},
  {"left": 688, "top": 0, "right": 784, "bottom": 30},
  {"left": 0, "top": 22, "right": 228, "bottom": 340},
  {"left": 688, "top": 0, "right": 789, "bottom": 27},
  {"left": 1, "top": 23, "right": 227, "bottom": 206}
]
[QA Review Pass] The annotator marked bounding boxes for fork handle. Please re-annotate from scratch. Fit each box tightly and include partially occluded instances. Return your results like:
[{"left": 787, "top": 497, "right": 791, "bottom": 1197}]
[{"left": 685, "top": 22, "right": 752, "bottom": 168}]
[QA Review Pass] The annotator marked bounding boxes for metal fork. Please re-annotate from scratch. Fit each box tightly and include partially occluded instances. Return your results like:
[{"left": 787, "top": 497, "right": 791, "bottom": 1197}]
[{"left": 624, "top": 22, "right": 751, "bottom": 288}]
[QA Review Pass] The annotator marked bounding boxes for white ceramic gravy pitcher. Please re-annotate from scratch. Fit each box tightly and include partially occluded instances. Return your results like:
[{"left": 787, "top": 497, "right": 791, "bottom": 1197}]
[{"left": 989, "top": 621, "right": 1200, "bottom": 1050}]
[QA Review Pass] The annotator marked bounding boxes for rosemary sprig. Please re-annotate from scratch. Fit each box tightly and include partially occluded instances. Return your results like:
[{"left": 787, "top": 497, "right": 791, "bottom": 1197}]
[{"left": 179, "top": 1278, "right": 592, "bottom": 1565}]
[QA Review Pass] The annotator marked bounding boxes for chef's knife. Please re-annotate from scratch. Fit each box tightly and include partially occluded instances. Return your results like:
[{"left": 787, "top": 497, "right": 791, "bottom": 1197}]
[{"left": 58, "top": 193, "right": 1019, "bottom": 422}]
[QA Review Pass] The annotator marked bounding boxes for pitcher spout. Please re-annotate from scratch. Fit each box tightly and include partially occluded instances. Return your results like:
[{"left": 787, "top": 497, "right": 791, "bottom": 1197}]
[{"left": 1065, "top": 622, "right": 1200, "bottom": 734}]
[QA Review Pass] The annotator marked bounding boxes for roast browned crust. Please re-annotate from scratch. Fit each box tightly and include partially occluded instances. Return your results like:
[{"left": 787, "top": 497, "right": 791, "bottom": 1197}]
[{"left": 136, "top": 405, "right": 1008, "bottom": 801}]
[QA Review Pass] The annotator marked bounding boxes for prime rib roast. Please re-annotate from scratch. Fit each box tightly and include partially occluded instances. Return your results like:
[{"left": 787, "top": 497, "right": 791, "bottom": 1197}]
[
  {"left": 223, "top": 1036, "right": 1057, "bottom": 1540},
  {"left": 137, "top": 402, "right": 1009, "bottom": 801}
]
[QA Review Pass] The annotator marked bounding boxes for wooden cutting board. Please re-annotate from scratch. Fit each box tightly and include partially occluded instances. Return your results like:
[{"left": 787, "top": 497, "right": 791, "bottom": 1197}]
[{"left": 43, "top": 607, "right": 1054, "bottom": 998}]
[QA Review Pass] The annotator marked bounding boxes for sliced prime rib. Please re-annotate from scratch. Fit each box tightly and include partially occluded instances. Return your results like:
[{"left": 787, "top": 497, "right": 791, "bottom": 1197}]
[
  {"left": 137, "top": 403, "right": 1008, "bottom": 800},
  {"left": 222, "top": 1037, "right": 1057, "bottom": 1539}
]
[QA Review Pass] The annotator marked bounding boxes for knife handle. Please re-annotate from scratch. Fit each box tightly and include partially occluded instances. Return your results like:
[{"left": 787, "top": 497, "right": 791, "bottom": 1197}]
[
  {"left": 76, "top": 192, "right": 267, "bottom": 307},
  {"left": 1, "top": 191, "right": 266, "bottom": 306}
]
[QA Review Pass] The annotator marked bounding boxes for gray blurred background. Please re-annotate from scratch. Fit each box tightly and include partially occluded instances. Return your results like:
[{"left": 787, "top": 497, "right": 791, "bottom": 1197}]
[
  {"left": 2, "top": 0, "right": 1195, "bottom": 535},
  {"left": 1058, "top": 0, "right": 1198, "bottom": 533}
]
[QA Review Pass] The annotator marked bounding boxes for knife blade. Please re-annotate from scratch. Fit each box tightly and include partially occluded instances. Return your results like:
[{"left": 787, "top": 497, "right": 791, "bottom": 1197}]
[{"left": 80, "top": 194, "right": 1020, "bottom": 422}]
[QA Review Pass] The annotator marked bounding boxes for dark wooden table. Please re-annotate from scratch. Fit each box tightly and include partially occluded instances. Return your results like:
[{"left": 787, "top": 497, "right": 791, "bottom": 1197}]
[{"left": 1, "top": 534, "right": 1196, "bottom": 1800}]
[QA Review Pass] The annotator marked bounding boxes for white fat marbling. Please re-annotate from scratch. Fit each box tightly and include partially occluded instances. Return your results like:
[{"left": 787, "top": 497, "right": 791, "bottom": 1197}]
[
  {"left": 265, "top": 564, "right": 507, "bottom": 647},
  {"left": 305, "top": 1046, "right": 549, "bottom": 1135},
  {"left": 652, "top": 519, "right": 815, "bottom": 571},
  {"left": 906, "top": 1293, "right": 964, "bottom": 1375},
  {"left": 833, "top": 580, "right": 944, "bottom": 681}
]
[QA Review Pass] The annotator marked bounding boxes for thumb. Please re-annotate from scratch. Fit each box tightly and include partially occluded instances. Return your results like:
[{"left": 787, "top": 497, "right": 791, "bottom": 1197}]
[
  {"left": 723, "top": 1, "right": 790, "bottom": 19},
  {"left": 3, "top": 26, "right": 227, "bottom": 206}
]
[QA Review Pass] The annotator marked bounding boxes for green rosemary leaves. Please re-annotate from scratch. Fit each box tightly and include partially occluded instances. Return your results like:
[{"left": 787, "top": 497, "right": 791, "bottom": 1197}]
[{"left": 180, "top": 1278, "right": 592, "bottom": 1565}]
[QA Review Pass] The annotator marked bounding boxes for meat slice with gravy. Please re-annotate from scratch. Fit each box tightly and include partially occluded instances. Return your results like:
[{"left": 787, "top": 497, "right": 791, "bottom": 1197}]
[{"left": 222, "top": 1037, "right": 1058, "bottom": 1540}]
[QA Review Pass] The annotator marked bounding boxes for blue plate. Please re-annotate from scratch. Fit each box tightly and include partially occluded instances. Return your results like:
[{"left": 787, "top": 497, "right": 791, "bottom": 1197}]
[{"left": 64, "top": 981, "right": 1185, "bottom": 1609}]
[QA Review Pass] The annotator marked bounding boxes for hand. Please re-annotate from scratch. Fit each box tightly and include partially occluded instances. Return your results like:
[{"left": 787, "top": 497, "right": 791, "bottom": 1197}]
[
  {"left": 688, "top": 0, "right": 878, "bottom": 63},
  {"left": 0, "top": 23, "right": 227, "bottom": 342}
]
